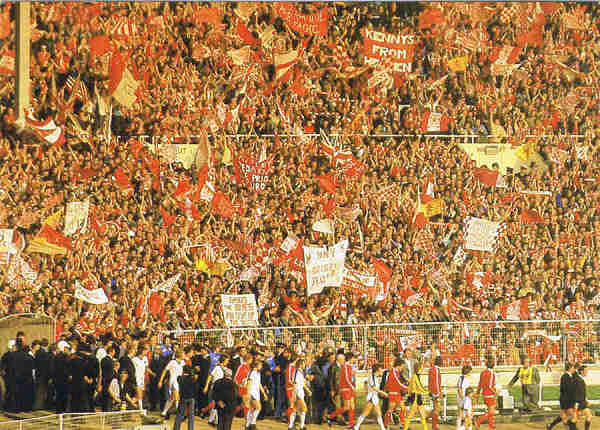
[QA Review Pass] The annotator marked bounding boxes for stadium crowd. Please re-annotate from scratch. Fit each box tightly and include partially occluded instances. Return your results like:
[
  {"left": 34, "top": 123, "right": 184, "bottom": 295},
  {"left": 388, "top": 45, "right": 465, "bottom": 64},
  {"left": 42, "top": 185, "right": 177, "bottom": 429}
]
[{"left": 0, "top": 1, "right": 599, "bottom": 395}]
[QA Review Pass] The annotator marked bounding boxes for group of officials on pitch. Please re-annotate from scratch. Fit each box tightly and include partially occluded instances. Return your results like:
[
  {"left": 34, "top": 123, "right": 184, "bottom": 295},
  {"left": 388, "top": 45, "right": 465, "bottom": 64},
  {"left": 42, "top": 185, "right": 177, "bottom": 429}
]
[{"left": 548, "top": 362, "right": 593, "bottom": 430}]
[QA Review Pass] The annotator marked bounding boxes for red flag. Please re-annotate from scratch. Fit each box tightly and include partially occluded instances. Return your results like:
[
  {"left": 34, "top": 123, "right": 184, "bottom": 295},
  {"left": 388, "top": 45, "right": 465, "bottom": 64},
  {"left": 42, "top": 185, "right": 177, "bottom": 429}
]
[
  {"left": 113, "top": 168, "right": 133, "bottom": 191},
  {"left": 520, "top": 209, "right": 544, "bottom": 225},
  {"left": 211, "top": 192, "right": 235, "bottom": 219},
  {"left": 371, "top": 257, "right": 392, "bottom": 283},
  {"left": 502, "top": 298, "right": 529, "bottom": 320},
  {"left": 89, "top": 206, "right": 107, "bottom": 235},
  {"left": 418, "top": 8, "right": 445, "bottom": 30},
  {"left": 489, "top": 46, "right": 522, "bottom": 65},
  {"left": 318, "top": 173, "right": 337, "bottom": 194},
  {"left": 421, "top": 110, "right": 450, "bottom": 133},
  {"left": 194, "top": 7, "right": 222, "bottom": 26},
  {"left": 25, "top": 110, "right": 66, "bottom": 146},
  {"left": 39, "top": 224, "right": 73, "bottom": 251},
  {"left": 89, "top": 35, "right": 112, "bottom": 59},
  {"left": 0, "top": 6, "right": 11, "bottom": 40},
  {"left": 236, "top": 19, "right": 259, "bottom": 46},
  {"left": 323, "top": 197, "right": 337, "bottom": 218},
  {"left": 173, "top": 179, "right": 191, "bottom": 200},
  {"left": 473, "top": 168, "right": 500, "bottom": 187},
  {"left": 290, "top": 71, "right": 307, "bottom": 97},
  {"left": 161, "top": 208, "right": 176, "bottom": 230}
]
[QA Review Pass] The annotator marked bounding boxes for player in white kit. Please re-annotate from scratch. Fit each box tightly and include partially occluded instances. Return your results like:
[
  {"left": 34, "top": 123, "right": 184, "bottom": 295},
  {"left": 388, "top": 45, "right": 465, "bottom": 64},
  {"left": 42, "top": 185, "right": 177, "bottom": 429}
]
[
  {"left": 456, "top": 365, "right": 472, "bottom": 430},
  {"left": 288, "top": 358, "right": 313, "bottom": 430},
  {"left": 246, "top": 357, "right": 267, "bottom": 430},
  {"left": 354, "top": 363, "right": 388, "bottom": 430}
]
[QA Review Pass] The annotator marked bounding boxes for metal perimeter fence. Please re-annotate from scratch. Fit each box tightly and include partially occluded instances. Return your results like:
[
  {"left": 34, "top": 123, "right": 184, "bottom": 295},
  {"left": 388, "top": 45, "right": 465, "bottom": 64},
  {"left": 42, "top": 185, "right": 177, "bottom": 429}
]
[
  {"left": 0, "top": 410, "right": 146, "bottom": 430},
  {"left": 161, "top": 320, "right": 599, "bottom": 369}
]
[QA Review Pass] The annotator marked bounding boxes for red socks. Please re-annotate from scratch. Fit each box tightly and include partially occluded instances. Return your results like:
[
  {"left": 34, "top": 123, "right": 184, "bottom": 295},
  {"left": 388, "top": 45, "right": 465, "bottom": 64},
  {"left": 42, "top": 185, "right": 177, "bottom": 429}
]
[
  {"left": 431, "top": 412, "right": 438, "bottom": 430},
  {"left": 348, "top": 409, "right": 355, "bottom": 426},
  {"left": 329, "top": 408, "right": 345, "bottom": 419},
  {"left": 384, "top": 411, "right": 392, "bottom": 426}
]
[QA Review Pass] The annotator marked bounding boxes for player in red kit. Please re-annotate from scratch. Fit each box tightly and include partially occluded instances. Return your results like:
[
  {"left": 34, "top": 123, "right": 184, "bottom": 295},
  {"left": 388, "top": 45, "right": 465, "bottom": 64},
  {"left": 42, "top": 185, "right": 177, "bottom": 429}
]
[
  {"left": 428, "top": 356, "right": 442, "bottom": 430},
  {"left": 328, "top": 352, "right": 356, "bottom": 428},
  {"left": 234, "top": 353, "right": 253, "bottom": 428},
  {"left": 384, "top": 358, "right": 408, "bottom": 428},
  {"left": 475, "top": 357, "right": 497, "bottom": 429},
  {"left": 285, "top": 355, "right": 298, "bottom": 422}
]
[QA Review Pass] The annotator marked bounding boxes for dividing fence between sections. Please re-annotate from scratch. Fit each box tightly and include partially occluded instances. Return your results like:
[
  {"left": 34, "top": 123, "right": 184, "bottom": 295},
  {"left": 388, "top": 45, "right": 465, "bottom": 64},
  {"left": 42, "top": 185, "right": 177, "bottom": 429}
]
[{"left": 161, "top": 320, "right": 599, "bottom": 369}]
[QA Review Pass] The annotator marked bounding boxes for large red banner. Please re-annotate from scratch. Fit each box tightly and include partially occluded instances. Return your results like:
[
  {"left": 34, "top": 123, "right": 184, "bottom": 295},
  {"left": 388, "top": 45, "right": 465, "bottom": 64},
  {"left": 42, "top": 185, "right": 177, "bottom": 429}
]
[
  {"left": 274, "top": 3, "right": 328, "bottom": 37},
  {"left": 363, "top": 29, "right": 417, "bottom": 73}
]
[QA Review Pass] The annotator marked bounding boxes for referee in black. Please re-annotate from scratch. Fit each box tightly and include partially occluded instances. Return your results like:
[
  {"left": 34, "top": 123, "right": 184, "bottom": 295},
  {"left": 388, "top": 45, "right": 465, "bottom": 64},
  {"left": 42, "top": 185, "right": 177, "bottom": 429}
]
[
  {"left": 547, "top": 362, "right": 575, "bottom": 430},
  {"left": 573, "top": 364, "right": 593, "bottom": 430}
]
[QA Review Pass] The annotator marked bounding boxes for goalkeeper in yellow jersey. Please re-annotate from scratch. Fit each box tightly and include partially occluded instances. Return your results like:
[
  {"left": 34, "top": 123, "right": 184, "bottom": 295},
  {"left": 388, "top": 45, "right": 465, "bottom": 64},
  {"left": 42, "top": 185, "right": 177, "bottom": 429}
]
[{"left": 404, "top": 361, "right": 429, "bottom": 430}]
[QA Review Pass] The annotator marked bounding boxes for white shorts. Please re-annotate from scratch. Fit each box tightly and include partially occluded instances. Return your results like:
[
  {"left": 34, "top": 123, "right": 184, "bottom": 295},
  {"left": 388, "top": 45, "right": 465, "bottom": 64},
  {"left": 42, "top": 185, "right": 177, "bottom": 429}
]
[
  {"left": 296, "top": 387, "right": 305, "bottom": 401},
  {"left": 170, "top": 381, "right": 180, "bottom": 393},
  {"left": 366, "top": 392, "right": 379, "bottom": 406},
  {"left": 136, "top": 375, "right": 145, "bottom": 390},
  {"left": 249, "top": 389, "right": 260, "bottom": 401}
]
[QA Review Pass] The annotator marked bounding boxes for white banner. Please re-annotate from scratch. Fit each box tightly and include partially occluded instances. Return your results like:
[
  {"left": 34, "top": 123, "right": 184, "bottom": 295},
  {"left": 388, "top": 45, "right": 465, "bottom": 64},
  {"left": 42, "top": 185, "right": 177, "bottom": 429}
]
[
  {"left": 74, "top": 281, "right": 109, "bottom": 305},
  {"left": 280, "top": 233, "right": 299, "bottom": 254},
  {"left": 146, "top": 144, "right": 200, "bottom": 169},
  {"left": 464, "top": 217, "right": 505, "bottom": 252},
  {"left": 312, "top": 219, "right": 334, "bottom": 234},
  {"left": 64, "top": 200, "right": 90, "bottom": 236},
  {"left": 0, "top": 229, "right": 13, "bottom": 264},
  {"left": 304, "top": 240, "right": 348, "bottom": 295},
  {"left": 153, "top": 273, "right": 181, "bottom": 293},
  {"left": 221, "top": 293, "right": 258, "bottom": 327}
]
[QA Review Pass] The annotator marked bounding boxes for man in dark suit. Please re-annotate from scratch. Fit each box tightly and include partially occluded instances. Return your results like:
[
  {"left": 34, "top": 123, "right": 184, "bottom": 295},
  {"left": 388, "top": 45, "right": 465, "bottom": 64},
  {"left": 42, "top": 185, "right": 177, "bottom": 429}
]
[
  {"left": 53, "top": 341, "right": 71, "bottom": 413},
  {"left": 2, "top": 340, "right": 17, "bottom": 412},
  {"left": 119, "top": 346, "right": 136, "bottom": 387},
  {"left": 213, "top": 368, "right": 236, "bottom": 430},
  {"left": 273, "top": 345, "right": 290, "bottom": 419},
  {"left": 70, "top": 343, "right": 94, "bottom": 412},
  {"left": 147, "top": 341, "right": 163, "bottom": 412},
  {"left": 100, "top": 345, "right": 118, "bottom": 411},
  {"left": 13, "top": 338, "right": 35, "bottom": 412},
  {"left": 309, "top": 355, "right": 328, "bottom": 424},
  {"left": 193, "top": 343, "right": 211, "bottom": 416},
  {"left": 34, "top": 339, "right": 52, "bottom": 410}
]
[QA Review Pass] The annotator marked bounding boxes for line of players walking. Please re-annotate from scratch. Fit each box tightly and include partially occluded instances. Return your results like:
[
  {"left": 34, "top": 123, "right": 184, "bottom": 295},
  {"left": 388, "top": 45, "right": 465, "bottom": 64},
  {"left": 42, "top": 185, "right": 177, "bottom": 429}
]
[{"left": 222, "top": 352, "right": 593, "bottom": 430}]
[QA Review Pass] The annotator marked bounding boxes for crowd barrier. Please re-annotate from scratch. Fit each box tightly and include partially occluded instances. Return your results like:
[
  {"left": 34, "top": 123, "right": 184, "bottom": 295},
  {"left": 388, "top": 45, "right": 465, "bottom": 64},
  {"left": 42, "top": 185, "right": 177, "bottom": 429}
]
[
  {"left": 161, "top": 320, "right": 599, "bottom": 369},
  {"left": 114, "top": 133, "right": 585, "bottom": 146},
  {"left": 0, "top": 410, "right": 146, "bottom": 430}
]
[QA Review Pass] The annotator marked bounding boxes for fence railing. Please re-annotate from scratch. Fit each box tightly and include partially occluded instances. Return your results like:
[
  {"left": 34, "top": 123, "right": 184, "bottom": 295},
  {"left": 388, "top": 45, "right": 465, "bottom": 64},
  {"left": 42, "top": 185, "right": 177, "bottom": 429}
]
[
  {"left": 162, "top": 320, "right": 600, "bottom": 369},
  {"left": 0, "top": 410, "right": 146, "bottom": 430},
  {"left": 115, "top": 133, "right": 585, "bottom": 146}
]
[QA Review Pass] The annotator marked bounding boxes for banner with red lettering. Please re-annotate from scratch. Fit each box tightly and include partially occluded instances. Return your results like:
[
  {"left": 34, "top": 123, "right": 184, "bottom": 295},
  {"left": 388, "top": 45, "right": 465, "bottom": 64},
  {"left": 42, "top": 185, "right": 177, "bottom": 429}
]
[
  {"left": 273, "top": 3, "right": 328, "bottom": 37},
  {"left": 234, "top": 152, "right": 274, "bottom": 193},
  {"left": 342, "top": 268, "right": 377, "bottom": 300},
  {"left": 362, "top": 28, "right": 417, "bottom": 72}
]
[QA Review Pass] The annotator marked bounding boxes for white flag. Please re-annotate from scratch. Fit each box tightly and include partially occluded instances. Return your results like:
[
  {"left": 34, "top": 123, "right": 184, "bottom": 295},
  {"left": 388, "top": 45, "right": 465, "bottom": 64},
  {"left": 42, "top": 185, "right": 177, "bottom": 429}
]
[
  {"left": 153, "top": 273, "right": 181, "bottom": 293},
  {"left": 463, "top": 217, "right": 505, "bottom": 253},
  {"left": 74, "top": 281, "right": 109, "bottom": 305},
  {"left": 64, "top": 200, "right": 90, "bottom": 236}
]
